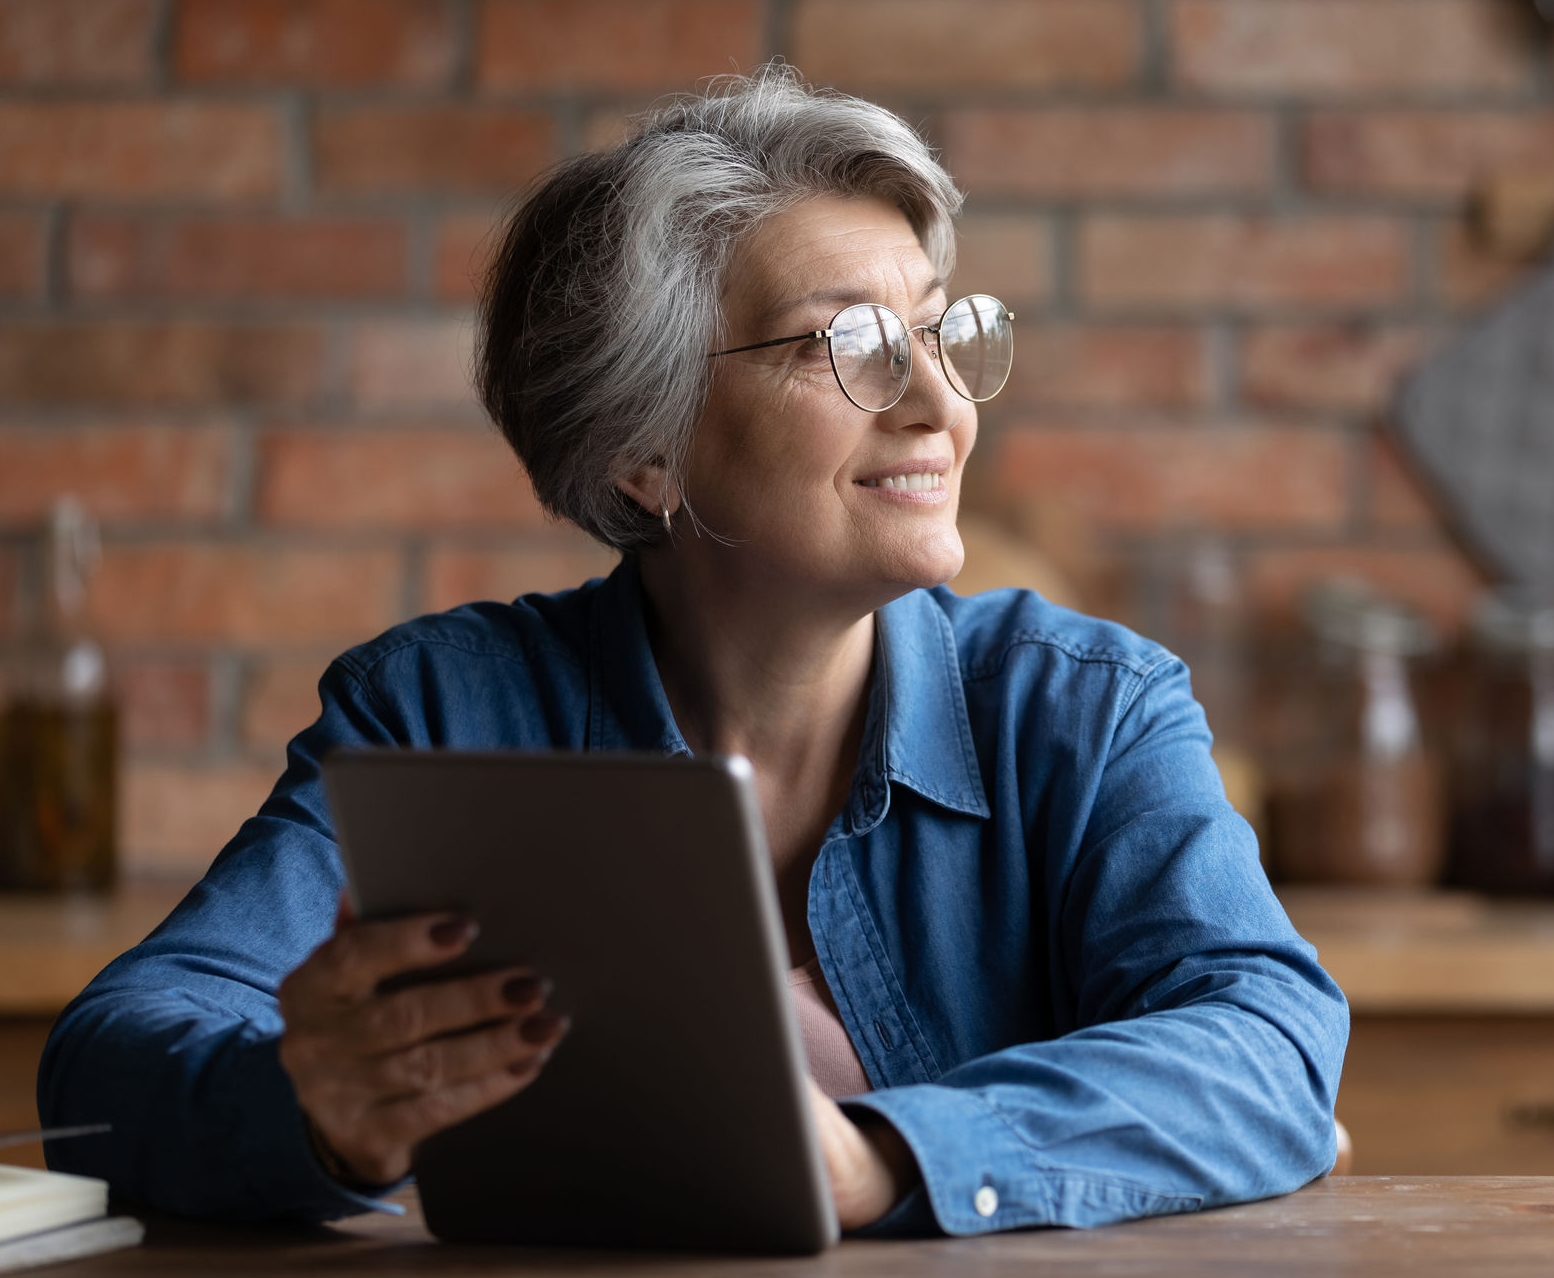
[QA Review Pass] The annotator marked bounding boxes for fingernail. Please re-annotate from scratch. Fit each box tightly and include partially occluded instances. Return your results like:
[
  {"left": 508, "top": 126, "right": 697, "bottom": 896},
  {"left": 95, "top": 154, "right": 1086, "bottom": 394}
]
[
  {"left": 502, "top": 975, "right": 549, "bottom": 1007},
  {"left": 429, "top": 916, "right": 477, "bottom": 947},
  {"left": 519, "top": 1009, "right": 566, "bottom": 1044}
]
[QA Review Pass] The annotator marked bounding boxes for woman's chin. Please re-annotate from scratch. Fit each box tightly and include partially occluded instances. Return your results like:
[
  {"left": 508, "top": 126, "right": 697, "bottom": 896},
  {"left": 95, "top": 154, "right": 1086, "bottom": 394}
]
[{"left": 882, "top": 533, "right": 965, "bottom": 594}]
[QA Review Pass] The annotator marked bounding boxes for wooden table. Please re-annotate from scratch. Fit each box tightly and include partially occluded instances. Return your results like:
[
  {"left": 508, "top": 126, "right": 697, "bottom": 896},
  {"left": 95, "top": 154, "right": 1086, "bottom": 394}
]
[{"left": 36, "top": 1179, "right": 1554, "bottom": 1277}]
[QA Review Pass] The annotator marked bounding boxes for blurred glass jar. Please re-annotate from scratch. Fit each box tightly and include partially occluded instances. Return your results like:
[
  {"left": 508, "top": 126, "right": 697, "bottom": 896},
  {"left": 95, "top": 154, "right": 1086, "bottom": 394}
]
[
  {"left": 0, "top": 499, "right": 118, "bottom": 893},
  {"left": 1270, "top": 580, "right": 1445, "bottom": 887},
  {"left": 1446, "top": 592, "right": 1554, "bottom": 894}
]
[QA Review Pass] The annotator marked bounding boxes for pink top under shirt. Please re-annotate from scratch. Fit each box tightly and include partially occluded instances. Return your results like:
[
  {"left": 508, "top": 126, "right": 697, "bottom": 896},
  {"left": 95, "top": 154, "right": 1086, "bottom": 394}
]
[{"left": 788, "top": 957, "right": 871, "bottom": 1099}]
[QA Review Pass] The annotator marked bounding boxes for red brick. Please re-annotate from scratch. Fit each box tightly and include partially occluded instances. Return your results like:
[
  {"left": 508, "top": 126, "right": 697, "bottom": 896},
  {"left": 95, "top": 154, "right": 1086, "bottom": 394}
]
[
  {"left": 1304, "top": 111, "right": 1554, "bottom": 200},
  {"left": 1436, "top": 219, "right": 1534, "bottom": 311},
  {"left": 1246, "top": 542, "right": 1485, "bottom": 637},
  {"left": 477, "top": 0, "right": 762, "bottom": 91},
  {"left": 425, "top": 541, "right": 621, "bottom": 611},
  {"left": 1241, "top": 325, "right": 1440, "bottom": 413},
  {"left": 85, "top": 544, "right": 403, "bottom": 644},
  {"left": 175, "top": 0, "right": 455, "bottom": 86},
  {"left": 580, "top": 106, "right": 646, "bottom": 153},
  {"left": 1004, "top": 326, "right": 1209, "bottom": 411},
  {"left": 0, "top": 214, "right": 44, "bottom": 299},
  {"left": 349, "top": 320, "right": 476, "bottom": 410},
  {"left": 0, "top": 548, "right": 15, "bottom": 638},
  {"left": 256, "top": 427, "right": 544, "bottom": 531},
  {"left": 313, "top": 106, "right": 555, "bottom": 196},
  {"left": 0, "top": 0, "right": 158, "bottom": 86},
  {"left": 434, "top": 213, "right": 502, "bottom": 306},
  {"left": 1172, "top": 0, "right": 1535, "bottom": 97},
  {"left": 1369, "top": 434, "right": 1448, "bottom": 535},
  {"left": 0, "top": 103, "right": 283, "bottom": 201},
  {"left": 122, "top": 761, "right": 280, "bottom": 875},
  {"left": 66, "top": 216, "right": 409, "bottom": 302},
  {"left": 944, "top": 109, "right": 1273, "bottom": 199},
  {"left": 953, "top": 215, "right": 1052, "bottom": 308},
  {"left": 794, "top": 0, "right": 1139, "bottom": 92},
  {"left": 1078, "top": 216, "right": 1410, "bottom": 311},
  {"left": 0, "top": 324, "right": 325, "bottom": 407},
  {"left": 118, "top": 661, "right": 210, "bottom": 750},
  {"left": 0, "top": 424, "right": 232, "bottom": 524},
  {"left": 242, "top": 658, "right": 328, "bottom": 752},
  {"left": 994, "top": 423, "right": 1348, "bottom": 532}
]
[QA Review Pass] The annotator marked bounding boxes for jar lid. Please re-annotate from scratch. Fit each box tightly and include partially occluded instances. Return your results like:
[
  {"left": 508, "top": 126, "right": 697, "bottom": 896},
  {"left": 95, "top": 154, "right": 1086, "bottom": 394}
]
[
  {"left": 1301, "top": 577, "right": 1437, "bottom": 655},
  {"left": 1469, "top": 590, "right": 1554, "bottom": 653}
]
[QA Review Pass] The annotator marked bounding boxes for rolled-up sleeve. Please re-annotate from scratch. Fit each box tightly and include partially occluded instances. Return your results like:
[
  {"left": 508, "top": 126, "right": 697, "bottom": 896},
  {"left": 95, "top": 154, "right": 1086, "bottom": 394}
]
[{"left": 845, "top": 658, "right": 1349, "bottom": 1235}]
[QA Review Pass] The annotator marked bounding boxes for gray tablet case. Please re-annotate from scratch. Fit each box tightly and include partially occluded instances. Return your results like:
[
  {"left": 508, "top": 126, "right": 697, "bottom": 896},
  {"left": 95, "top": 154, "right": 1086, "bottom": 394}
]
[{"left": 323, "top": 750, "right": 838, "bottom": 1254}]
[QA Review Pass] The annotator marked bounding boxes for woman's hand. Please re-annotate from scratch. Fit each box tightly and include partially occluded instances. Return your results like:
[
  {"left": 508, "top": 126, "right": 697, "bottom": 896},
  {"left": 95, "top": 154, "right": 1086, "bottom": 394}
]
[
  {"left": 278, "top": 897, "right": 568, "bottom": 1186},
  {"left": 805, "top": 1076, "right": 920, "bottom": 1230}
]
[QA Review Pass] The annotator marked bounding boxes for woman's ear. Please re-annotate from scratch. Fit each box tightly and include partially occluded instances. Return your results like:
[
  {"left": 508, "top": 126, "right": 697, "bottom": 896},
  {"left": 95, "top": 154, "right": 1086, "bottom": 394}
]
[{"left": 616, "top": 464, "right": 680, "bottom": 520}]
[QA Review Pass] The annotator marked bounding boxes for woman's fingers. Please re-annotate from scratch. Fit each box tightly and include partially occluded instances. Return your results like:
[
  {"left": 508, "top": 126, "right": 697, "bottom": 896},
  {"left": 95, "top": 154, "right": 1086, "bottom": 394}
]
[
  {"left": 347, "top": 967, "right": 549, "bottom": 1056},
  {"left": 366, "top": 1007, "right": 570, "bottom": 1098},
  {"left": 294, "top": 912, "right": 479, "bottom": 1007}
]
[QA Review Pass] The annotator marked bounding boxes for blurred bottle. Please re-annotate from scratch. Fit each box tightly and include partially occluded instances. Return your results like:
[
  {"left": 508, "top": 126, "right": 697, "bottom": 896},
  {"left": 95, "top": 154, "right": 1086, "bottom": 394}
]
[
  {"left": 1447, "top": 591, "right": 1554, "bottom": 894},
  {"left": 0, "top": 499, "right": 118, "bottom": 892},
  {"left": 1270, "top": 580, "right": 1445, "bottom": 887}
]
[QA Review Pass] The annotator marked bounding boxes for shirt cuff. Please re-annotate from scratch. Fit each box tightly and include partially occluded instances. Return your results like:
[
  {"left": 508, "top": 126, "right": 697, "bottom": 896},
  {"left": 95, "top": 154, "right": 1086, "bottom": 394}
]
[
  {"left": 226, "top": 1033, "right": 409, "bottom": 1221},
  {"left": 841, "top": 1085, "right": 1202, "bottom": 1236}
]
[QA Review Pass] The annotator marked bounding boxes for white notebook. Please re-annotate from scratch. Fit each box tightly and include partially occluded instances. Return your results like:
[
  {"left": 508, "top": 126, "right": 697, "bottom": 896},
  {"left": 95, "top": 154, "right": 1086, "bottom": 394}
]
[
  {"left": 0, "top": 1164, "right": 142, "bottom": 1272},
  {"left": 0, "top": 1165, "right": 104, "bottom": 1242}
]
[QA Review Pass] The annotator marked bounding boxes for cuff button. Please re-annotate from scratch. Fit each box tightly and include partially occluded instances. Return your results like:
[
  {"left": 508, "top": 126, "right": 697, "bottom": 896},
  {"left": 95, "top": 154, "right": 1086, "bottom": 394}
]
[{"left": 973, "top": 1185, "right": 999, "bottom": 1217}]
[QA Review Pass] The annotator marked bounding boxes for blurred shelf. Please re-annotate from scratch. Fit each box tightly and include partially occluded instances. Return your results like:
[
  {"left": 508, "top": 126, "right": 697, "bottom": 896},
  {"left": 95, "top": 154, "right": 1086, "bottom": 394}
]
[
  {"left": 0, "top": 881, "right": 192, "bottom": 1016},
  {"left": 1278, "top": 886, "right": 1554, "bottom": 1015}
]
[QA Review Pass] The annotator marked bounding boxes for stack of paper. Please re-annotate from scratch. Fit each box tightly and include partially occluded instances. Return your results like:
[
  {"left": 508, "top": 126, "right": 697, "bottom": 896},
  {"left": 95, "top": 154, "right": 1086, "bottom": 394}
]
[{"left": 0, "top": 1165, "right": 142, "bottom": 1273}]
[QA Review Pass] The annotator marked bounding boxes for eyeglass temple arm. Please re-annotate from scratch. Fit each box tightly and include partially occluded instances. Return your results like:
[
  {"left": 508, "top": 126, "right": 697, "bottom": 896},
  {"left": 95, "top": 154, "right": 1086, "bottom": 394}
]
[{"left": 708, "top": 330, "right": 830, "bottom": 359}]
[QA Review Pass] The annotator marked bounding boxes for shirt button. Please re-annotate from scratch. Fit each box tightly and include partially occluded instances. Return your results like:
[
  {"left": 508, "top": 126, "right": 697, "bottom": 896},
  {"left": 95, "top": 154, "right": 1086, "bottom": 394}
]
[{"left": 974, "top": 1185, "right": 999, "bottom": 1217}]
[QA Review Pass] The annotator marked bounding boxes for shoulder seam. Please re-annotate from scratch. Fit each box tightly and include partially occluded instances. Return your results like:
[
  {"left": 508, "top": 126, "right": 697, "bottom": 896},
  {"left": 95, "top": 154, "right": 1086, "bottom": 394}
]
[{"left": 962, "top": 629, "right": 1179, "bottom": 685}]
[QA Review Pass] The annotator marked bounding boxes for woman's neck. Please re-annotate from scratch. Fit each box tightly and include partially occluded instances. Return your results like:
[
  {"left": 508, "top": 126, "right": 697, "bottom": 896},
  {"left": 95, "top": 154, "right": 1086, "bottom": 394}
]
[{"left": 635, "top": 547, "right": 876, "bottom": 775}]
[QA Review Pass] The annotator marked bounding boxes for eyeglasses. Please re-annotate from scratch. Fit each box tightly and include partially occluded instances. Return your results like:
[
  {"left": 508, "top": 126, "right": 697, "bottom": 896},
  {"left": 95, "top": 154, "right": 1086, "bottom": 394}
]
[{"left": 708, "top": 293, "right": 1014, "bottom": 413}]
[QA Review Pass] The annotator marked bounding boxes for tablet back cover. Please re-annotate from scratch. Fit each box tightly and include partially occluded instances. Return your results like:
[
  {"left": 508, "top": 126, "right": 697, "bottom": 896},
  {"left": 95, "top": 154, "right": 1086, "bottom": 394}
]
[{"left": 324, "top": 750, "right": 838, "bottom": 1253}]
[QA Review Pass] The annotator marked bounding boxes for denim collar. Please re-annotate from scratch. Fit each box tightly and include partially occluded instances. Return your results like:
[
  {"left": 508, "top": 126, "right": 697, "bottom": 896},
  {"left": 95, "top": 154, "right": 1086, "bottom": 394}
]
[{"left": 586, "top": 557, "right": 990, "bottom": 825}]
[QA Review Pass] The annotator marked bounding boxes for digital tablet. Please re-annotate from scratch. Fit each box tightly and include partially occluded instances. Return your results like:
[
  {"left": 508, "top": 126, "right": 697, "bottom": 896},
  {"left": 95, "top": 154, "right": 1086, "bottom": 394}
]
[{"left": 322, "top": 750, "right": 838, "bottom": 1254}]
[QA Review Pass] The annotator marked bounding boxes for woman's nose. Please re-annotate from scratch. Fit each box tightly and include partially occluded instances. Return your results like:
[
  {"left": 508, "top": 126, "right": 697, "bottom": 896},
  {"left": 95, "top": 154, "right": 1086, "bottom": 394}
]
[{"left": 890, "top": 337, "right": 963, "bottom": 432}]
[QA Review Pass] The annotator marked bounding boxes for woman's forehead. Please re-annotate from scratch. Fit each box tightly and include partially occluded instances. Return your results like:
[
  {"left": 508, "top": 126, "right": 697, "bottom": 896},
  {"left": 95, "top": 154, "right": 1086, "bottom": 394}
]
[{"left": 727, "top": 195, "right": 939, "bottom": 324}]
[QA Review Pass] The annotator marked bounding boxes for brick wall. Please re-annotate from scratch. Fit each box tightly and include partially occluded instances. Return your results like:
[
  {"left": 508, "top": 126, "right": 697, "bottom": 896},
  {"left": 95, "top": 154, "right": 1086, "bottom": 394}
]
[{"left": 0, "top": 0, "right": 1542, "bottom": 875}]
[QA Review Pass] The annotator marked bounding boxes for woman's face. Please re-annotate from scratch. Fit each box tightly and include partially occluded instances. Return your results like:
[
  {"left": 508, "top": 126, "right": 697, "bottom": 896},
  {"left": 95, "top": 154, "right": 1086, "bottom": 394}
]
[{"left": 682, "top": 194, "right": 976, "bottom": 604}]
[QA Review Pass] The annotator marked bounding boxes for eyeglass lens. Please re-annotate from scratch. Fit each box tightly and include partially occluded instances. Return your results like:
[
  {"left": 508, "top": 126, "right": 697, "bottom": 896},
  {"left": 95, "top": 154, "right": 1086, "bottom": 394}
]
[{"left": 826, "top": 295, "right": 1012, "bottom": 412}]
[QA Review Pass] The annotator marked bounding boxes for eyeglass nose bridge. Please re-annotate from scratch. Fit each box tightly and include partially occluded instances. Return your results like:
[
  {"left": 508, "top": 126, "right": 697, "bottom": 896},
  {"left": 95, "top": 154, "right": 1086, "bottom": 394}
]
[{"left": 906, "top": 321, "right": 942, "bottom": 361}]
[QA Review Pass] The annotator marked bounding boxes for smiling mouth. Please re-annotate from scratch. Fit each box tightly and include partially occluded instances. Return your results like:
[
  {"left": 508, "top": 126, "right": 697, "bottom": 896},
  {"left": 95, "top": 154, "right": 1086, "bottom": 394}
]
[{"left": 857, "top": 473, "right": 946, "bottom": 491}]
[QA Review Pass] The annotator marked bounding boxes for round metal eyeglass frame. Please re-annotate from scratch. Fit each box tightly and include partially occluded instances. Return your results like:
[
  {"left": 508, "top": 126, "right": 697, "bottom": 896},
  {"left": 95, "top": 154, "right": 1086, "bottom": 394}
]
[{"left": 707, "top": 293, "right": 1015, "bottom": 413}]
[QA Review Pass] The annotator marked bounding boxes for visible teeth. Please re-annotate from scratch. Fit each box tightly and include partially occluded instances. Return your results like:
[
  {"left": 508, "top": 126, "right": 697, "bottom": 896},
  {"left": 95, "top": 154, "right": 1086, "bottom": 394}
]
[{"left": 861, "top": 473, "right": 945, "bottom": 491}]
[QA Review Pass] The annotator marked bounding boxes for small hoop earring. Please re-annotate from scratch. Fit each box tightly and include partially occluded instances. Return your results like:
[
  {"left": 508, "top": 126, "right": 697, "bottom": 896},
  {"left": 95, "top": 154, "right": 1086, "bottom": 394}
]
[{"left": 661, "top": 504, "right": 673, "bottom": 537}]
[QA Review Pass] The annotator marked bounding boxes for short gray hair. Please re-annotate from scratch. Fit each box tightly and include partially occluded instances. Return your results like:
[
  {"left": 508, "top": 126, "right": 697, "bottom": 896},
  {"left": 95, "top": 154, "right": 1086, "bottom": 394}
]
[{"left": 476, "top": 62, "right": 964, "bottom": 550}]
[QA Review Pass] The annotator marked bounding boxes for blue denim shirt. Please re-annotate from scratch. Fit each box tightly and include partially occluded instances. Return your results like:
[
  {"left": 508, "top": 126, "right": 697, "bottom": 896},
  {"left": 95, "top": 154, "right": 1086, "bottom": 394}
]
[{"left": 39, "top": 557, "right": 1347, "bottom": 1236}]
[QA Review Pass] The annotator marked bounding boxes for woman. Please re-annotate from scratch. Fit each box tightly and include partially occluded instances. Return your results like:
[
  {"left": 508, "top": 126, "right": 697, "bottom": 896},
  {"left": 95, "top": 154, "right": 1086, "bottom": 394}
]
[{"left": 40, "top": 66, "right": 1347, "bottom": 1236}]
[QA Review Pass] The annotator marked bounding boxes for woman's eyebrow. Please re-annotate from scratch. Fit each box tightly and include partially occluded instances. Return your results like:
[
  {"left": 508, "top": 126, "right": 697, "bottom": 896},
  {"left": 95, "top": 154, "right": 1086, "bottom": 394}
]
[{"left": 761, "top": 275, "right": 948, "bottom": 329}]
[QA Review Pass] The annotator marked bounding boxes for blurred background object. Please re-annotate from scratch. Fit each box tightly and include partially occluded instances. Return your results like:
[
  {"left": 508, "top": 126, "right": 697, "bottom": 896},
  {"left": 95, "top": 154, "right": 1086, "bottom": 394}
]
[
  {"left": 0, "top": 499, "right": 116, "bottom": 893},
  {"left": 1447, "top": 590, "right": 1554, "bottom": 892},
  {"left": 1266, "top": 579, "right": 1444, "bottom": 887}
]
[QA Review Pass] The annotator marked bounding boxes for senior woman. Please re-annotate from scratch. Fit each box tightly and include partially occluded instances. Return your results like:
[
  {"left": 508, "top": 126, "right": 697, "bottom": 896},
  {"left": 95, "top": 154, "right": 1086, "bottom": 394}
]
[{"left": 40, "top": 66, "right": 1346, "bottom": 1237}]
